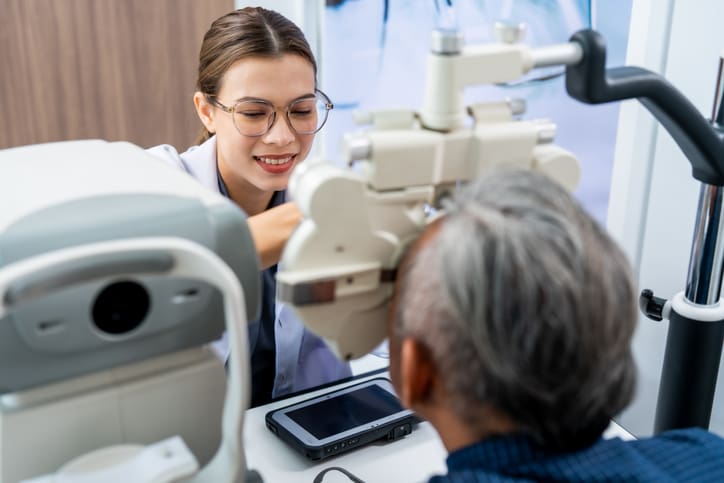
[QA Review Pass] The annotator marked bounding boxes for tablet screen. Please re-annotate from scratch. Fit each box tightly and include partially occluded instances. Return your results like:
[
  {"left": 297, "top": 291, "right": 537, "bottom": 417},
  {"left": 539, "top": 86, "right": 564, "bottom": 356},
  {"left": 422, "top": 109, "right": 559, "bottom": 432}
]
[{"left": 286, "top": 384, "right": 404, "bottom": 439}]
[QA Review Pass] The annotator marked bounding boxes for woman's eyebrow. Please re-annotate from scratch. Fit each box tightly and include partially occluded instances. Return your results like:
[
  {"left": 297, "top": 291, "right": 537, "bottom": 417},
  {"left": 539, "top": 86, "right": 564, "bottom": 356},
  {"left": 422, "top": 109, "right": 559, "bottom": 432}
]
[
  {"left": 291, "top": 92, "right": 316, "bottom": 101},
  {"left": 232, "top": 92, "right": 316, "bottom": 104},
  {"left": 232, "top": 96, "right": 273, "bottom": 104}
]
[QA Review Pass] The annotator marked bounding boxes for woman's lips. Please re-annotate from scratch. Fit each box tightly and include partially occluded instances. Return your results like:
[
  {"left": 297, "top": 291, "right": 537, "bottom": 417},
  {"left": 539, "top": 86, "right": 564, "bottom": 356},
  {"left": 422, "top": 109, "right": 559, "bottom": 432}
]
[{"left": 255, "top": 154, "right": 296, "bottom": 174}]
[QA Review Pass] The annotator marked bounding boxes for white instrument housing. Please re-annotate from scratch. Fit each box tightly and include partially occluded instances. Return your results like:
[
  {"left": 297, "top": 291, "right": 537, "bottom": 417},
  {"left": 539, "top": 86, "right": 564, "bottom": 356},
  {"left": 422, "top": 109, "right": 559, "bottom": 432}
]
[{"left": 278, "top": 33, "right": 583, "bottom": 360}]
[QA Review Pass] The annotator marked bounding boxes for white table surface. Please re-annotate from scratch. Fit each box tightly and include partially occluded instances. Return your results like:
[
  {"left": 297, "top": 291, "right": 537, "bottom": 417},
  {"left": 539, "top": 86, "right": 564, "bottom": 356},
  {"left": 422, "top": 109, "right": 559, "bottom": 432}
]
[
  {"left": 243, "top": 371, "right": 446, "bottom": 483},
  {"left": 243, "top": 370, "right": 635, "bottom": 482}
]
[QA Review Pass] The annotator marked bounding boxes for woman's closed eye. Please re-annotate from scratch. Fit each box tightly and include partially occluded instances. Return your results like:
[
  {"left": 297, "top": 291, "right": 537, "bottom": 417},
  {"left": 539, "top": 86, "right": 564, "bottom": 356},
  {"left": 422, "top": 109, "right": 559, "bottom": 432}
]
[
  {"left": 238, "top": 110, "right": 270, "bottom": 119},
  {"left": 290, "top": 108, "right": 313, "bottom": 118}
]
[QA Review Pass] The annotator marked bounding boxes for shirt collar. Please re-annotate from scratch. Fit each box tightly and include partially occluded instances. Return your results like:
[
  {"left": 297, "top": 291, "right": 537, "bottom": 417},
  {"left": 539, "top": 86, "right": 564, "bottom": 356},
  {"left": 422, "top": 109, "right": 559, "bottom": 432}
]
[
  {"left": 446, "top": 434, "right": 549, "bottom": 472},
  {"left": 216, "top": 165, "right": 230, "bottom": 197}
]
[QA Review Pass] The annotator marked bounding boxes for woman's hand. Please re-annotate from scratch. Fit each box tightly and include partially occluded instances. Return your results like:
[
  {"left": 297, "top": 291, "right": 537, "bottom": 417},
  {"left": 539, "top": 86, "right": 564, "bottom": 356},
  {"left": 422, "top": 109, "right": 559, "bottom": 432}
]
[{"left": 247, "top": 201, "right": 302, "bottom": 270}]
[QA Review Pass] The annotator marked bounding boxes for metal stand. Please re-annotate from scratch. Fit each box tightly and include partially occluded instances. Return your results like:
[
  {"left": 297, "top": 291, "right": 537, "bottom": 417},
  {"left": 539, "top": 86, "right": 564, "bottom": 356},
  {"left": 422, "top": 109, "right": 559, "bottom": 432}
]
[
  {"left": 650, "top": 57, "right": 724, "bottom": 433},
  {"left": 566, "top": 30, "right": 724, "bottom": 433}
]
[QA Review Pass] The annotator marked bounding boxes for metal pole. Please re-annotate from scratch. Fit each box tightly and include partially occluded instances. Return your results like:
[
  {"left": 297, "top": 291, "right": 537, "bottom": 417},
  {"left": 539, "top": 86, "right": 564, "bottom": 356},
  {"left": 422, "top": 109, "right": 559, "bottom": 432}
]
[
  {"left": 655, "top": 184, "right": 724, "bottom": 432},
  {"left": 654, "top": 55, "right": 724, "bottom": 433},
  {"left": 685, "top": 185, "right": 724, "bottom": 305}
]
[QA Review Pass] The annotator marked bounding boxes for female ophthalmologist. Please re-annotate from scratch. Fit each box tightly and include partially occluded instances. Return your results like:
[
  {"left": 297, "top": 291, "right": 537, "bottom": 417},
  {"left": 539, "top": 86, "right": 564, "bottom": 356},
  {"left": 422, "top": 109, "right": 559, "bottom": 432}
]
[{"left": 148, "top": 7, "right": 351, "bottom": 407}]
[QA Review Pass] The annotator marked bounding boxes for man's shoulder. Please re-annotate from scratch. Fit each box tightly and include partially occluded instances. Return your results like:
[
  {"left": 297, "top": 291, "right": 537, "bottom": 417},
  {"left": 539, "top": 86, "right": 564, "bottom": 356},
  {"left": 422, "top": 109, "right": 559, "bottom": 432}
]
[
  {"left": 624, "top": 428, "right": 724, "bottom": 479},
  {"left": 633, "top": 427, "right": 724, "bottom": 454},
  {"left": 429, "top": 430, "right": 724, "bottom": 482}
]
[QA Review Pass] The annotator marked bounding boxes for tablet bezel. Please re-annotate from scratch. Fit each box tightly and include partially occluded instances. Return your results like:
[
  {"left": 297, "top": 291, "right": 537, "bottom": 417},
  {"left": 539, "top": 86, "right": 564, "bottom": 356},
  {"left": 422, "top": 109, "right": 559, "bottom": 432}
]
[{"left": 266, "top": 377, "right": 413, "bottom": 448}]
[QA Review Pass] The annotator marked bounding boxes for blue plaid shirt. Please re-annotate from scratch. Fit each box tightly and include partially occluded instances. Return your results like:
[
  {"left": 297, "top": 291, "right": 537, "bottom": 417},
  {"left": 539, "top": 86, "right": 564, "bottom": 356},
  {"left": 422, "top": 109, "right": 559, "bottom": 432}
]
[{"left": 430, "top": 428, "right": 724, "bottom": 482}]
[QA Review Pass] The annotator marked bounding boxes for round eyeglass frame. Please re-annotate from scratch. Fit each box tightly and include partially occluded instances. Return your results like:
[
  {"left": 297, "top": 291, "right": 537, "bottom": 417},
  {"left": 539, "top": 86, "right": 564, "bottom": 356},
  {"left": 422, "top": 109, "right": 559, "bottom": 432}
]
[{"left": 206, "top": 89, "right": 334, "bottom": 137}]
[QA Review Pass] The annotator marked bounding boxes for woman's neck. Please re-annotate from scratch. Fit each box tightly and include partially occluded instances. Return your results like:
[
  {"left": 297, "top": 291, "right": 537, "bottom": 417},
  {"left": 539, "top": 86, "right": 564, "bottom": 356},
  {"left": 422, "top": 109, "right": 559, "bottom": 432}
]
[
  {"left": 230, "top": 183, "right": 274, "bottom": 216},
  {"left": 218, "top": 162, "right": 274, "bottom": 216}
]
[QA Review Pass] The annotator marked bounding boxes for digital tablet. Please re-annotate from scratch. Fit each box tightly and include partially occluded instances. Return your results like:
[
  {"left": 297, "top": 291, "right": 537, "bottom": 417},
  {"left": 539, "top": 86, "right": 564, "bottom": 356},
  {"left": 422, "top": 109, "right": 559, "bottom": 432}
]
[{"left": 265, "top": 377, "right": 418, "bottom": 460}]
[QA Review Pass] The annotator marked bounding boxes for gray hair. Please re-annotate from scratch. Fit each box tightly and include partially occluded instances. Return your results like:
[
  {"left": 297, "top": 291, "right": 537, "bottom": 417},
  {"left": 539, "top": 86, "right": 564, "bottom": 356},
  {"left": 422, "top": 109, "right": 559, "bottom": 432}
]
[{"left": 394, "top": 169, "right": 638, "bottom": 450}]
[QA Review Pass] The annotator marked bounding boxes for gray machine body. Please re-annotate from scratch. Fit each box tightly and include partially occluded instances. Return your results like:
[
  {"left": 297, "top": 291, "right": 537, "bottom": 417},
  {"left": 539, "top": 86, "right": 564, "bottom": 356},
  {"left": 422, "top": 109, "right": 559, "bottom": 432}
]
[{"left": 0, "top": 140, "right": 260, "bottom": 394}]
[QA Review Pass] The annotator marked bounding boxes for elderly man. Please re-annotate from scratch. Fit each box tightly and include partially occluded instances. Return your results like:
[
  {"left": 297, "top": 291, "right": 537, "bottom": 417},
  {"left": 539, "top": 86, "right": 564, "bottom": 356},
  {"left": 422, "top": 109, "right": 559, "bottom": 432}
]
[{"left": 388, "top": 169, "right": 724, "bottom": 482}]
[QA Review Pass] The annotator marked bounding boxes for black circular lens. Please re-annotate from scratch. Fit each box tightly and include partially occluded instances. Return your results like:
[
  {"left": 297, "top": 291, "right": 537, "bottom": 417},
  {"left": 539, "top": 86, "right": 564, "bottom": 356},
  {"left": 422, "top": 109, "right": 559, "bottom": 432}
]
[{"left": 92, "top": 281, "right": 150, "bottom": 335}]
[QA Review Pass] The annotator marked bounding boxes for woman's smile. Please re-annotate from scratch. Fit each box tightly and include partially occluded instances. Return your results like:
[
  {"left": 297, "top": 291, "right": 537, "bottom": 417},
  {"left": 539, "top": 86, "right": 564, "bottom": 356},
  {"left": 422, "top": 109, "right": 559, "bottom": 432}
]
[{"left": 254, "top": 153, "right": 297, "bottom": 174}]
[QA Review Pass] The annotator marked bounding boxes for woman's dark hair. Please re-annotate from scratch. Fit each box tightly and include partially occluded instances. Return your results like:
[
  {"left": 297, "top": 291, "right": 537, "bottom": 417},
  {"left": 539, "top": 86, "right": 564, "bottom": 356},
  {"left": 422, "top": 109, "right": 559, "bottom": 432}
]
[{"left": 194, "top": 7, "right": 316, "bottom": 144}]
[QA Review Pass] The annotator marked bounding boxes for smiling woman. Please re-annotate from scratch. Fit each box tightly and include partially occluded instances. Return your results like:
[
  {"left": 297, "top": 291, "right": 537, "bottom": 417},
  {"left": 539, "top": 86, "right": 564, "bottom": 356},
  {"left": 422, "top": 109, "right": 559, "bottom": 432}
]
[
  {"left": 147, "top": 6, "right": 350, "bottom": 407},
  {"left": 196, "top": 54, "right": 327, "bottom": 205}
]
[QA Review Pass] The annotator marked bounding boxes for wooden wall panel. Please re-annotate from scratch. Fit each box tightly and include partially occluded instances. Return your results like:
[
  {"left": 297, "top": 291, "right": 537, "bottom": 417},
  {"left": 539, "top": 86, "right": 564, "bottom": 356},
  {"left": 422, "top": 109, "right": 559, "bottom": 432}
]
[{"left": 0, "top": 0, "right": 233, "bottom": 151}]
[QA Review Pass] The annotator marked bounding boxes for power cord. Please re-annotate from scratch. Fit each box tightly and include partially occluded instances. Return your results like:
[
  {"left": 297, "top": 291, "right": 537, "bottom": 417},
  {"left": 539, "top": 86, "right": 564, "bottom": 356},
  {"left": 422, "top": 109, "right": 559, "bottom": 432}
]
[{"left": 313, "top": 466, "right": 366, "bottom": 483}]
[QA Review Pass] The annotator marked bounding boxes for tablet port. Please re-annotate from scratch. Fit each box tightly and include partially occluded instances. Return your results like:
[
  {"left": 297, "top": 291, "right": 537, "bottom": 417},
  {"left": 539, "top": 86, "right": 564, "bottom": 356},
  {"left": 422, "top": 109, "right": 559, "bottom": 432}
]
[{"left": 388, "top": 423, "right": 412, "bottom": 441}]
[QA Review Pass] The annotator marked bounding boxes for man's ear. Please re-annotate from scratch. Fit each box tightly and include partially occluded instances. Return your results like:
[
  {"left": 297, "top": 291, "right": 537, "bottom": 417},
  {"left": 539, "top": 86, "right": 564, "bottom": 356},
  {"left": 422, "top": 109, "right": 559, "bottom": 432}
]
[
  {"left": 193, "top": 91, "right": 216, "bottom": 134},
  {"left": 398, "top": 337, "right": 436, "bottom": 410}
]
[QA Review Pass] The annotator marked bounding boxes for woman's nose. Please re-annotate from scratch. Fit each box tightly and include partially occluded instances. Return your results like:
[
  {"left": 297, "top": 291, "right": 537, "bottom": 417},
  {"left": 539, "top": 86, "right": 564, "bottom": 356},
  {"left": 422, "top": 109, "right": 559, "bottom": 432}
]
[{"left": 262, "top": 112, "right": 296, "bottom": 146}]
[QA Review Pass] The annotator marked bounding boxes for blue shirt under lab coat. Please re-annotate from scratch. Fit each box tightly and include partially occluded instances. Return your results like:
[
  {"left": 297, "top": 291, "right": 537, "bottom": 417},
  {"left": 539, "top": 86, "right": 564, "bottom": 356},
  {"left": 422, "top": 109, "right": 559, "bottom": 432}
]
[{"left": 147, "top": 136, "right": 351, "bottom": 405}]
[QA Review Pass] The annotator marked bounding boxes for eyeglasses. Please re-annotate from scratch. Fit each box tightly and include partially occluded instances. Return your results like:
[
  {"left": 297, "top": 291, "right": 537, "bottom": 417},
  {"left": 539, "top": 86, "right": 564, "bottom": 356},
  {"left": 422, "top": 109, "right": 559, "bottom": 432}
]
[{"left": 207, "top": 89, "right": 334, "bottom": 137}]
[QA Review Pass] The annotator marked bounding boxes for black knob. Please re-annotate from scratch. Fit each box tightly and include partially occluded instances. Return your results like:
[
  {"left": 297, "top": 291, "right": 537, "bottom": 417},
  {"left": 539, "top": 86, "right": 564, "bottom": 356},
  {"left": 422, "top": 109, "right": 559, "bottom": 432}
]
[{"left": 639, "top": 288, "right": 667, "bottom": 321}]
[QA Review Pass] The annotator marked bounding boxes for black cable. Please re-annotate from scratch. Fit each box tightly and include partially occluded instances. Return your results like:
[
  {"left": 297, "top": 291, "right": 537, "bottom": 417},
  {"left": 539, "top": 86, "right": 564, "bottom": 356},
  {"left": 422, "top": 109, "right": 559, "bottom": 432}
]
[{"left": 313, "top": 466, "right": 366, "bottom": 483}]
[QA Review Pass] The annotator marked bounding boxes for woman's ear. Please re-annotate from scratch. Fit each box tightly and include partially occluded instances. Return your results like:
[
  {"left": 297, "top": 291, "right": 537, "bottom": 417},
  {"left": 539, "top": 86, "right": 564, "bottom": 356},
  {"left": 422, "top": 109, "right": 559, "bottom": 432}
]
[
  {"left": 398, "top": 337, "right": 436, "bottom": 410},
  {"left": 193, "top": 91, "right": 216, "bottom": 134}
]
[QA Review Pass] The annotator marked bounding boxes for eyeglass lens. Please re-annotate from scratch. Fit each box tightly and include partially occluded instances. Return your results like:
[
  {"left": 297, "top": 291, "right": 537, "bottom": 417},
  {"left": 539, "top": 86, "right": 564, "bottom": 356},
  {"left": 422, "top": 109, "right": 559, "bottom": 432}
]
[{"left": 232, "top": 92, "right": 330, "bottom": 136}]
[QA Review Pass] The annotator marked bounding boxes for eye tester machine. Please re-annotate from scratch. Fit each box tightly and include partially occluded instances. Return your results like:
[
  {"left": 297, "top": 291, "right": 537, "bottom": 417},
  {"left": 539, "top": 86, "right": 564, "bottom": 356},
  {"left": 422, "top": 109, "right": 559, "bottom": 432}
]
[
  {"left": 2, "top": 23, "right": 723, "bottom": 482},
  {"left": 0, "top": 140, "right": 263, "bottom": 482}
]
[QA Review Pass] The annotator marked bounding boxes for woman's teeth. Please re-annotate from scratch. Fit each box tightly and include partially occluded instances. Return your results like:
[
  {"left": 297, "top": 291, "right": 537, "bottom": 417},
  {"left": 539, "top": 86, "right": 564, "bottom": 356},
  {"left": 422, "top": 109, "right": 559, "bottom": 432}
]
[{"left": 257, "top": 156, "right": 292, "bottom": 165}]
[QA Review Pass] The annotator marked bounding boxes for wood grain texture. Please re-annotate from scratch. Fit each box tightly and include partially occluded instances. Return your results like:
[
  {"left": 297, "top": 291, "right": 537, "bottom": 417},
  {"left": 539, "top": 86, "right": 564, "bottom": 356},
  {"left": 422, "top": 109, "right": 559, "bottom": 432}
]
[{"left": 0, "top": 0, "right": 233, "bottom": 150}]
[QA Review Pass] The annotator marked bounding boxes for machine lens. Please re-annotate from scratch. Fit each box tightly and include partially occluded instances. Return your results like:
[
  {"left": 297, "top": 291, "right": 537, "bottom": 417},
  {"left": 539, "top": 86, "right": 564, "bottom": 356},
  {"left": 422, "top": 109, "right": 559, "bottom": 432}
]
[{"left": 92, "top": 281, "right": 150, "bottom": 335}]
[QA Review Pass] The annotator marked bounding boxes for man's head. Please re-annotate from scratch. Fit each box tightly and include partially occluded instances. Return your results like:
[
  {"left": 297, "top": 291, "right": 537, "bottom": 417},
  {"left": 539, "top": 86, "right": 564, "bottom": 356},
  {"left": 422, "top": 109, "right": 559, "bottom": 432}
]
[{"left": 388, "top": 169, "right": 638, "bottom": 452}]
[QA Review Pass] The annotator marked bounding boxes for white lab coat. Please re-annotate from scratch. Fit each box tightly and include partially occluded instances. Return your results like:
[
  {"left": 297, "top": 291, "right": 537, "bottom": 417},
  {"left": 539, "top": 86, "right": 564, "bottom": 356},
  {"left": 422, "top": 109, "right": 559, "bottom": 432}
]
[{"left": 147, "top": 136, "right": 351, "bottom": 397}]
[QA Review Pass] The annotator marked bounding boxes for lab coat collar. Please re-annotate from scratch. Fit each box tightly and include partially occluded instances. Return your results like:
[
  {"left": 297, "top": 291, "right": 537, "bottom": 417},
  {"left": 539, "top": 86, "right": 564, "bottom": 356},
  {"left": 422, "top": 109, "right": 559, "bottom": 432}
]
[{"left": 179, "top": 135, "right": 218, "bottom": 192}]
